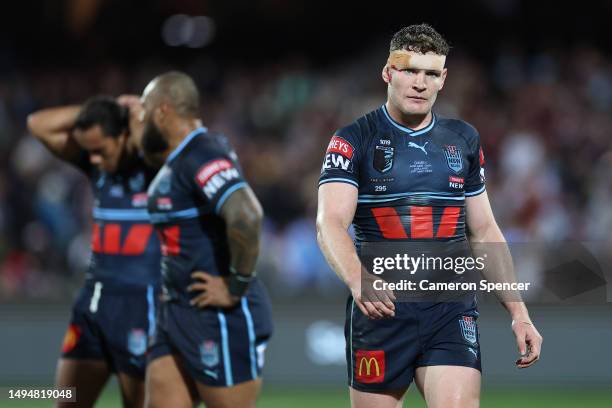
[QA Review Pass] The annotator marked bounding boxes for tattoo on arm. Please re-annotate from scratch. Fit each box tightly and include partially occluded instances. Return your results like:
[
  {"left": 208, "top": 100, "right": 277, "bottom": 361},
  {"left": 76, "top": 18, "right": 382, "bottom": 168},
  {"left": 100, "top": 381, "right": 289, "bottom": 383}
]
[{"left": 220, "top": 187, "right": 263, "bottom": 276}]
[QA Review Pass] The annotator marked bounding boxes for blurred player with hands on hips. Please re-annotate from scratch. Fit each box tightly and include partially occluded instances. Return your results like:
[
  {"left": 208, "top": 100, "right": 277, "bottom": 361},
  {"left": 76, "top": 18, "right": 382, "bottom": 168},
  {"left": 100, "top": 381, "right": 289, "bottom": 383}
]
[{"left": 137, "top": 72, "right": 273, "bottom": 408}]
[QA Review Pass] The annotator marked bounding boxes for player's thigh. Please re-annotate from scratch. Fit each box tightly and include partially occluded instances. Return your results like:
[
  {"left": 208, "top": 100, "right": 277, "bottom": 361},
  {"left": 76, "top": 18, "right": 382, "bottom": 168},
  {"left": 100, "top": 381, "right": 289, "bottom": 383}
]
[
  {"left": 106, "top": 292, "right": 152, "bottom": 408},
  {"left": 145, "top": 354, "right": 198, "bottom": 408},
  {"left": 195, "top": 378, "right": 261, "bottom": 408},
  {"left": 55, "top": 358, "right": 110, "bottom": 408},
  {"left": 415, "top": 365, "right": 480, "bottom": 408},
  {"left": 349, "top": 386, "right": 407, "bottom": 408},
  {"left": 117, "top": 372, "right": 145, "bottom": 408}
]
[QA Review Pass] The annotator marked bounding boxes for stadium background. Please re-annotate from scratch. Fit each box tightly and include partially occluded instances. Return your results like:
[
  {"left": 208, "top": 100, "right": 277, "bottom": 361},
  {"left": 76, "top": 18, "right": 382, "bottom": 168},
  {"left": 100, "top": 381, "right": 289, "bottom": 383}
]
[{"left": 0, "top": 0, "right": 611, "bottom": 406}]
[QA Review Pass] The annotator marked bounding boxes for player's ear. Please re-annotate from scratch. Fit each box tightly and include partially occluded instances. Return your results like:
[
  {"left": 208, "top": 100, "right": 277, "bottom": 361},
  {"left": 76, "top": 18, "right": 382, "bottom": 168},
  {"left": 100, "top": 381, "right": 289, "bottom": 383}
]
[
  {"left": 382, "top": 64, "right": 391, "bottom": 84},
  {"left": 154, "top": 104, "right": 166, "bottom": 124},
  {"left": 438, "top": 68, "right": 448, "bottom": 91}
]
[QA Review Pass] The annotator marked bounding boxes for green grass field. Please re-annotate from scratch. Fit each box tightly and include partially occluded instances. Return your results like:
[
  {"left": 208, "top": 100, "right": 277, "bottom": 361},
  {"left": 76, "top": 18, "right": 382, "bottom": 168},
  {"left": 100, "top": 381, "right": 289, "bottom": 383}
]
[{"left": 2, "top": 386, "right": 611, "bottom": 407}]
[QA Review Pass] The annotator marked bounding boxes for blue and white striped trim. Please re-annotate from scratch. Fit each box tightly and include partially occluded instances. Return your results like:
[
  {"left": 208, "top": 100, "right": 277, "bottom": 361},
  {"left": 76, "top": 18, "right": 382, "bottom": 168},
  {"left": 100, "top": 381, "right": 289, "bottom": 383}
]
[
  {"left": 217, "top": 311, "right": 233, "bottom": 386},
  {"left": 149, "top": 207, "right": 200, "bottom": 224},
  {"left": 167, "top": 127, "right": 208, "bottom": 163},
  {"left": 146, "top": 285, "right": 156, "bottom": 338},
  {"left": 319, "top": 178, "right": 359, "bottom": 188},
  {"left": 215, "top": 182, "right": 248, "bottom": 214},
  {"left": 92, "top": 208, "right": 150, "bottom": 221},
  {"left": 465, "top": 185, "right": 486, "bottom": 197},
  {"left": 358, "top": 193, "right": 465, "bottom": 204},
  {"left": 241, "top": 298, "right": 258, "bottom": 379},
  {"left": 381, "top": 104, "right": 436, "bottom": 136},
  {"left": 359, "top": 191, "right": 460, "bottom": 199}
]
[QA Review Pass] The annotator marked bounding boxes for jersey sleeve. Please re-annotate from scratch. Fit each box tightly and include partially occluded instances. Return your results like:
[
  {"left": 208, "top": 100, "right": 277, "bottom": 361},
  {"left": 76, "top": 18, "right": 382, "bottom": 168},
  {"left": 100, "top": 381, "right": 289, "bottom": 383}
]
[
  {"left": 464, "top": 130, "right": 486, "bottom": 197},
  {"left": 188, "top": 143, "right": 249, "bottom": 214},
  {"left": 318, "top": 125, "right": 362, "bottom": 188}
]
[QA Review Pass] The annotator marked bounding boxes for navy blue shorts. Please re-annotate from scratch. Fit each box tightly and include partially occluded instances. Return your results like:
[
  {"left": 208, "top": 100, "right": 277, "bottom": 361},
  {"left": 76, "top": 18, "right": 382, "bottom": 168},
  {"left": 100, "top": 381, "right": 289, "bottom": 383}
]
[
  {"left": 346, "top": 296, "right": 481, "bottom": 392},
  {"left": 61, "top": 280, "right": 159, "bottom": 379},
  {"left": 148, "top": 280, "right": 273, "bottom": 387}
]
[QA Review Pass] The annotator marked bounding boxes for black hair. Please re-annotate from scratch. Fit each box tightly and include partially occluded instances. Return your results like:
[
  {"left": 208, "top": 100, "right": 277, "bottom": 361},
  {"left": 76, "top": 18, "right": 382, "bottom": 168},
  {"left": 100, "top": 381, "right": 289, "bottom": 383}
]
[
  {"left": 390, "top": 24, "right": 450, "bottom": 55},
  {"left": 74, "top": 96, "right": 129, "bottom": 138}
]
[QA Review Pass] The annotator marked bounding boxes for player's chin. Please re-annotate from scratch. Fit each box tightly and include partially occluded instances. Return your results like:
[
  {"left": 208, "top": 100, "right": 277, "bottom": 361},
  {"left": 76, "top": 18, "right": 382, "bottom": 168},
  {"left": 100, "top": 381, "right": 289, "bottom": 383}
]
[{"left": 402, "top": 100, "right": 430, "bottom": 115}]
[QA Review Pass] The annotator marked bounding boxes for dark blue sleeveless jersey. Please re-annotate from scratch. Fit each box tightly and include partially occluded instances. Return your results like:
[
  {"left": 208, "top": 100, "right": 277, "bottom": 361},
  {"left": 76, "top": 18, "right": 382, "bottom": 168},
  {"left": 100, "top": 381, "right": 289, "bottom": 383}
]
[
  {"left": 319, "top": 105, "right": 486, "bottom": 244},
  {"left": 78, "top": 153, "right": 161, "bottom": 287},
  {"left": 146, "top": 127, "right": 248, "bottom": 303}
]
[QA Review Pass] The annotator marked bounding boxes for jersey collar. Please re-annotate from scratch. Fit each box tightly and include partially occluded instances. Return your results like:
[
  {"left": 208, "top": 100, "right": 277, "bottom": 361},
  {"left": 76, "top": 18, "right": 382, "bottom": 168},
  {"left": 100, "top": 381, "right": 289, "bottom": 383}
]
[
  {"left": 381, "top": 104, "right": 436, "bottom": 136},
  {"left": 166, "top": 126, "right": 208, "bottom": 163}
]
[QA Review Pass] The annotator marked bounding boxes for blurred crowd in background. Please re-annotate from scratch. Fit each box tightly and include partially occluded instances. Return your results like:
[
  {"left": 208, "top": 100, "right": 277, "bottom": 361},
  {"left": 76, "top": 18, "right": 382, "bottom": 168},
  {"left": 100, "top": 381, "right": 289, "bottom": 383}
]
[{"left": 1, "top": 43, "right": 612, "bottom": 301}]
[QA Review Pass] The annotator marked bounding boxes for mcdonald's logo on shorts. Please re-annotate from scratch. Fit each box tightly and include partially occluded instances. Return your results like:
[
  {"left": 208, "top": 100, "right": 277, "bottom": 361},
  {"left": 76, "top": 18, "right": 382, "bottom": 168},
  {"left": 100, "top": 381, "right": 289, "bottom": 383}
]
[
  {"left": 355, "top": 349, "right": 385, "bottom": 383},
  {"left": 61, "top": 324, "right": 81, "bottom": 354}
]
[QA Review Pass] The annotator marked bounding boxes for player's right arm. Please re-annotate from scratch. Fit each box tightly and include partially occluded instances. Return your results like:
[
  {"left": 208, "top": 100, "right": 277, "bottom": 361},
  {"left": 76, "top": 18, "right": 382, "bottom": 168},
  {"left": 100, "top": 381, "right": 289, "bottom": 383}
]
[
  {"left": 317, "top": 125, "right": 396, "bottom": 319},
  {"left": 27, "top": 105, "right": 83, "bottom": 164},
  {"left": 317, "top": 183, "right": 394, "bottom": 319}
]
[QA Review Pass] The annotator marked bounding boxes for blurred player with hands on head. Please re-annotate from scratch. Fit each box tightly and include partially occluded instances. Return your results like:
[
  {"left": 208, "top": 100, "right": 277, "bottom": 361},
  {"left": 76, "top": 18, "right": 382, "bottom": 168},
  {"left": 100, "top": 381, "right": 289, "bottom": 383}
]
[
  {"left": 317, "top": 24, "right": 543, "bottom": 408},
  {"left": 27, "top": 95, "right": 161, "bottom": 407},
  {"left": 137, "top": 71, "right": 273, "bottom": 408}
]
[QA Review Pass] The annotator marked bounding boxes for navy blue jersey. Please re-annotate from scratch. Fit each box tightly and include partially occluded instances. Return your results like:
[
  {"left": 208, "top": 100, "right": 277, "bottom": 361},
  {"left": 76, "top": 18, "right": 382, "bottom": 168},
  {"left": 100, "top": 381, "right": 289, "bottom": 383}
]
[
  {"left": 319, "top": 105, "right": 485, "bottom": 244},
  {"left": 78, "top": 153, "right": 161, "bottom": 287},
  {"left": 147, "top": 127, "right": 248, "bottom": 303}
]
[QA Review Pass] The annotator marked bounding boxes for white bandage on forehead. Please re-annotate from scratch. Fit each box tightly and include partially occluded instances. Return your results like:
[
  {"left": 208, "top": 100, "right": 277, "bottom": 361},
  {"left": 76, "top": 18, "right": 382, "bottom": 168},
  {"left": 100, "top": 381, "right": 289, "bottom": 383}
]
[
  {"left": 387, "top": 50, "right": 413, "bottom": 70},
  {"left": 387, "top": 50, "right": 446, "bottom": 72}
]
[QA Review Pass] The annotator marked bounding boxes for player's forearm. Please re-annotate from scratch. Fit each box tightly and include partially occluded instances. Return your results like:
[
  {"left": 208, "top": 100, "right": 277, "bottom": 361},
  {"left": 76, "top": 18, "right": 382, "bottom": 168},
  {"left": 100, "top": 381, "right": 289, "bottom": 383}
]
[
  {"left": 316, "top": 221, "right": 361, "bottom": 290},
  {"left": 226, "top": 218, "right": 261, "bottom": 276},
  {"left": 27, "top": 106, "right": 81, "bottom": 157},
  {"left": 27, "top": 106, "right": 80, "bottom": 140},
  {"left": 221, "top": 188, "right": 263, "bottom": 277},
  {"left": 469, "top": 221, "right": 530, "bottom": 320}
]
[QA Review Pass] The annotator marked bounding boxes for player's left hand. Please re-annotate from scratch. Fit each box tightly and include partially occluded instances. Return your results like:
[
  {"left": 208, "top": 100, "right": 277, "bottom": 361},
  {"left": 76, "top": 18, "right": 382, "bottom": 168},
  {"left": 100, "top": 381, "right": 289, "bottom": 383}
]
[
  {"left": 512, "top": 320, "right": 543, "bottom": 368},
  {"left": 188, "top": 271, "right": 240, "bottom": 309}
]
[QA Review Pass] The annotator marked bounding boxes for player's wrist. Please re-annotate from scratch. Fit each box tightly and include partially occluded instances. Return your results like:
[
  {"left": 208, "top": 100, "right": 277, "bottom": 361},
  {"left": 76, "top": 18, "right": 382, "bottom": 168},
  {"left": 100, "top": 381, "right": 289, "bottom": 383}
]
[
  {"left": 505, "top": 302, "right": 530, "bottom": 322},
  {"left": 227, "top": 266, "right": 255, "bottom": 297},
  {"left": 346, "top": 275, "right": 361, "bottom": 293}
]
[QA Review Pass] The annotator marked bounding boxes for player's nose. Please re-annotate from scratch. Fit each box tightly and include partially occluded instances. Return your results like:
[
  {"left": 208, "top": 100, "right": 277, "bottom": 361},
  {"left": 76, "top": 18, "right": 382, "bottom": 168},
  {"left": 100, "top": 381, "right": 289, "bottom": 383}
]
[{"left": 413, "top": 72, "right": 427, "bottom": 90}]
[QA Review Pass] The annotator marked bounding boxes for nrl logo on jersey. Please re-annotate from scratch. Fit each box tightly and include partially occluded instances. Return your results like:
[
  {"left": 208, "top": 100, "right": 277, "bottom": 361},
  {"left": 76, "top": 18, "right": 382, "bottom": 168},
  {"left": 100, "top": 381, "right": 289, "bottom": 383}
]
[
  {"left": 373, "top": 146, "right": 394, "bottom": 173},
  {"left": 443, "top": 145, "right": 463, "bottom": 174}
]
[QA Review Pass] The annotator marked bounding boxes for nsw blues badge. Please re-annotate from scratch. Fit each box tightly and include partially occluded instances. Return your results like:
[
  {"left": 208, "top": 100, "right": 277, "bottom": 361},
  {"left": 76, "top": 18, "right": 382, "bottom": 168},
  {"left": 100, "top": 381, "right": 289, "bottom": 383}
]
[
  {"left": 459, "top": 316, "right": 477, "bottom": 345},
  {"left": 154, "top": 167, "right": 173, "bottom": 195},
  {"left": 128, "top": 329, "right": 147, "bottom": 356},
  {"left": 200, "top": 340, "right": 220, "bottom": 367},
  {"left": 129, "top": 172, "right": 145, "bottom": 192},
  {"left": 444, "top": 145, "right": 463, "bottom": 174}
]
